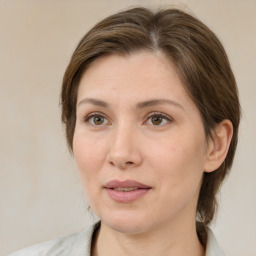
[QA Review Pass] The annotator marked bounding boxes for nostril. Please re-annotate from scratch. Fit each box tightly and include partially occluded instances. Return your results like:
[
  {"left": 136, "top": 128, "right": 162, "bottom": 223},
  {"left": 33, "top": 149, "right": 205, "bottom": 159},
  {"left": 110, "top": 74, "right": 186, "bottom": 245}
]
[{"left": 110, "top": 160, "right": 135, "bottom": 169}]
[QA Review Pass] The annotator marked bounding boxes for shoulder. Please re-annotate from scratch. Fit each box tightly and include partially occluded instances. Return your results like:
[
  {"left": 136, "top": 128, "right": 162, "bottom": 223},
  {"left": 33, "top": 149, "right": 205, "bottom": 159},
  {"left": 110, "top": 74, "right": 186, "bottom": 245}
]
[
  {"left": 8, "top": 222, "right": 99, "bottom": 256},
  {"left": 206, "top": 227, "right": 225, "bottom": 256}
]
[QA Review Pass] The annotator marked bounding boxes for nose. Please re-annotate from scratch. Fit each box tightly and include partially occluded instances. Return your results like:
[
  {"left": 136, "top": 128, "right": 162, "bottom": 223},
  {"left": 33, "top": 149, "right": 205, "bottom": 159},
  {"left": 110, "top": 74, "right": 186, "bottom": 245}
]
[{"left": 107, "top": 124, "right": 143, "bottom": 170}]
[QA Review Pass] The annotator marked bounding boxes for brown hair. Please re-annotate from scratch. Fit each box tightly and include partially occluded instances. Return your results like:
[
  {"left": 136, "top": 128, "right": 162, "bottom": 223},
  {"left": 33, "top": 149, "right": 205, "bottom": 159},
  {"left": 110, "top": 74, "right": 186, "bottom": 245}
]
[{"left": 61, "top": 7, "right": 240, "bottom": 238}]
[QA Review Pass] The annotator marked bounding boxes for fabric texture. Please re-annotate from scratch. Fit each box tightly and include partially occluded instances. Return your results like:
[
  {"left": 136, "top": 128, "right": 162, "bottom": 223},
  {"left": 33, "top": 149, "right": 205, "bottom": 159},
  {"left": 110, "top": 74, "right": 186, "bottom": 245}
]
[{"left": 9, "top": 222, "right": 225, "bottom": 256}]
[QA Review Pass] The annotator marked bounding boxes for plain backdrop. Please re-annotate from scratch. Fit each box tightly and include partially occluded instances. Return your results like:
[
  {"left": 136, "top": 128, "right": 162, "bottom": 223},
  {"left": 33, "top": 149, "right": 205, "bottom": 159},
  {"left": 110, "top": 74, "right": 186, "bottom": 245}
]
[{"left": 1, "top": 0, "right": 255, "bottom": 255}]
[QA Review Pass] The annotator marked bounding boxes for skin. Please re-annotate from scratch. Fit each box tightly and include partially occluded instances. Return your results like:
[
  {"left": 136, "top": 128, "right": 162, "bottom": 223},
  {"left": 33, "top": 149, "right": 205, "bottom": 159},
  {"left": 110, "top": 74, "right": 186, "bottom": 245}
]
[{"left": 73, "top": 51, "right": 233, "bottom": 256}]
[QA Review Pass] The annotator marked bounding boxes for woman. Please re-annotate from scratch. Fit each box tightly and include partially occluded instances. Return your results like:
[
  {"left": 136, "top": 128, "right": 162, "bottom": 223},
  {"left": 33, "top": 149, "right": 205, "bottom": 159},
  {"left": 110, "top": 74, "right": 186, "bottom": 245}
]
[{"left": 10, "top": 6, "right": 240, "bottom": 256}]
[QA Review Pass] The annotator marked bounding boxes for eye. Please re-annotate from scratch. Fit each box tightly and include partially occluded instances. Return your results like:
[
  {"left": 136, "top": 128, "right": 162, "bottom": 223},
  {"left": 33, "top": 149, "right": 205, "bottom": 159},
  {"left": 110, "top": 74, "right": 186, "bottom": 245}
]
[
  {"left": 85, "top": 113, "right": 108, "bottom": 126},
  {"left": 145, "top": 113, "right": 171, "bottom": 126}
]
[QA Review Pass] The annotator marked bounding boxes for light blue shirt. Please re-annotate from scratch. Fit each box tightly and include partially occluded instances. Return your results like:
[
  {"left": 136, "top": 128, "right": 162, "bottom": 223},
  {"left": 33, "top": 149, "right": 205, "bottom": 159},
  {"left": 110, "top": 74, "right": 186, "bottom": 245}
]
[{"left": 9, "top": 222, "right": 225, "bottom": 256}]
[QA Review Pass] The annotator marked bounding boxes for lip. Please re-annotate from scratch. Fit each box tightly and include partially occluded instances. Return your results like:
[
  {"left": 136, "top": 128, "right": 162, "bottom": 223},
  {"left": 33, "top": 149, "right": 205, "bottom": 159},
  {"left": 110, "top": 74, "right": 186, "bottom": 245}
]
[
  {"left": 104, "top": 179, "right": 151, "bottom": 189},
  {"left": 104, "top": 179, "right": 152, "bottom": 203}
]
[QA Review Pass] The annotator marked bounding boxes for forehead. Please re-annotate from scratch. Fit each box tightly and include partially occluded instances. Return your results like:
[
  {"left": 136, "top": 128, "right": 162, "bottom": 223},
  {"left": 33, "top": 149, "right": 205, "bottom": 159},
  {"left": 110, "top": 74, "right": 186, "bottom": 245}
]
[{"left": 76, "top": 52, "right": 197, "bottom": 113}]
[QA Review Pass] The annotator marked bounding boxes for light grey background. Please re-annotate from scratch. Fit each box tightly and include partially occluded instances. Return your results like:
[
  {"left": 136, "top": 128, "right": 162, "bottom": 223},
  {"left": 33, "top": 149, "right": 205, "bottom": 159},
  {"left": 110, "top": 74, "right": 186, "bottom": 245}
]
[{"left": 1, "top": 0, "right": 255, "bottom": 255}]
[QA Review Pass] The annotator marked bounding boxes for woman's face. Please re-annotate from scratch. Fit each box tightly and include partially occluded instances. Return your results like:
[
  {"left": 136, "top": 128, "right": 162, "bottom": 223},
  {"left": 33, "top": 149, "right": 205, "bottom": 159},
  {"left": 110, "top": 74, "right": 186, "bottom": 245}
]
[{"left": 73, "top": 52, "right": 210, "bottom": 234}]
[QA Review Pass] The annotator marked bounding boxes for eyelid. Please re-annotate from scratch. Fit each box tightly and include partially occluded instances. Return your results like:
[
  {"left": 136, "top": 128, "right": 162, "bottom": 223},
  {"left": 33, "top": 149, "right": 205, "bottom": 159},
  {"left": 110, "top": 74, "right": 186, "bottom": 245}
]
[
  {"left": 145, "top": 111, "right": 172, "bottom": 120},
  {"left": 84, "top": 111, "right": 104, "bottom": 120}
]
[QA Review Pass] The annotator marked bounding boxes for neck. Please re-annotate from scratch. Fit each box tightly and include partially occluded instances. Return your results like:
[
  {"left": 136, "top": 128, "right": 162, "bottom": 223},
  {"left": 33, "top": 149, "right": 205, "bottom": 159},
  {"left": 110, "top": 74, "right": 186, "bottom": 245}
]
[{"left": 92, "top": 220, "right": 205, "bottom": 256}]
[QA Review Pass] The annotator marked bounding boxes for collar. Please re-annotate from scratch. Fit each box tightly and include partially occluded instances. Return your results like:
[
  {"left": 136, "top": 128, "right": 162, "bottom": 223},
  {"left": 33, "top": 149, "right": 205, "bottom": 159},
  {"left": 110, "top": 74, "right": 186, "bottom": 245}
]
[
  {"left": 83, "top": 222, "right": 225, "bottom": 256},
  {"left": 205, "top": 227, "right": 225, "bottom": 256}
]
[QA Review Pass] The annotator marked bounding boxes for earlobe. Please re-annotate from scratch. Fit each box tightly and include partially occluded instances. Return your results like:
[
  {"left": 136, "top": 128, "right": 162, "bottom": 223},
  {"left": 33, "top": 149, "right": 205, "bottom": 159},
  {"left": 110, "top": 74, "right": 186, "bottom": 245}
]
[{"left": 204, "top": 120, "right": 233, "bottom": 173}]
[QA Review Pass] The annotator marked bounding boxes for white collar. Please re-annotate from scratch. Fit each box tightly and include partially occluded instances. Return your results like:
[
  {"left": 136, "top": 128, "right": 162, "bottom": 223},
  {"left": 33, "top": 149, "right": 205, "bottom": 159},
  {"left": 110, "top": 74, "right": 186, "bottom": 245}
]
[
  {"left": 86, "top": 222, "right": 225, "bottom": 256},
  {"left": 206, "top": 227, "right": 225, "bottom": 256}
]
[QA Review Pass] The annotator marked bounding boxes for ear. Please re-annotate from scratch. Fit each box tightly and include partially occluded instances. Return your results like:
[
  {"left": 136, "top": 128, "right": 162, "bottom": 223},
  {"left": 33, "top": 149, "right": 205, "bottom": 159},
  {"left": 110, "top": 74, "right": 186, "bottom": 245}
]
[{"left": 204, "top": 120, "right": 233, "bottom": 173}]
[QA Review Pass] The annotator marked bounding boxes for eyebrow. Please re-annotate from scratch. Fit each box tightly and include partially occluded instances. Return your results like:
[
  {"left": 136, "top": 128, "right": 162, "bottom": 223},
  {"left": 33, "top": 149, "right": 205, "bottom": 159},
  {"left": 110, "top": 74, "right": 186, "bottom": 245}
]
[
  {"left": 78, "top": 98, "right": 108, "bottom": 107},
  {"left": 77, "top": 98, "right": 184, "bottom": 110},
  {"left": 136, "top": 99, "right": 184, "bottom": 110}
]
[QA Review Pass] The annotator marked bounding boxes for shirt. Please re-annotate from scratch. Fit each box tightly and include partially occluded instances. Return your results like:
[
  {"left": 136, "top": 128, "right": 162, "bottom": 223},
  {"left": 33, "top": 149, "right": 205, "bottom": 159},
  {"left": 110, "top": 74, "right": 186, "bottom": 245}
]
[{"left": 9, "top": 222, "right": 225, "bottom": 256}]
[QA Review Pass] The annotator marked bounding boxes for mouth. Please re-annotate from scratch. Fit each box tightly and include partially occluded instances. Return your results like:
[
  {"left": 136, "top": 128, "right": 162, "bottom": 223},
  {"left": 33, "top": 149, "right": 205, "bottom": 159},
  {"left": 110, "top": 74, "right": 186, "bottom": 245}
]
[
  {"left": 112, "top": 187, "right": 139, "bottom": 192},
  {"left": 104, "top": 179, "right": 152, "bottom": 203}
]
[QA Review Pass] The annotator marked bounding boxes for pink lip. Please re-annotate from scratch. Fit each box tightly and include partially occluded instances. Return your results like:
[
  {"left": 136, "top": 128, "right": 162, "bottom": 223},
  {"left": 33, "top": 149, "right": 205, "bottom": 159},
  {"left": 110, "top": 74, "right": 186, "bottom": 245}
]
[
  {"left": 104, "top": 179, "right": 151, "bottom": 189},
  {"left": 104, "top": 179, "right": 152, "bottom": 203}
]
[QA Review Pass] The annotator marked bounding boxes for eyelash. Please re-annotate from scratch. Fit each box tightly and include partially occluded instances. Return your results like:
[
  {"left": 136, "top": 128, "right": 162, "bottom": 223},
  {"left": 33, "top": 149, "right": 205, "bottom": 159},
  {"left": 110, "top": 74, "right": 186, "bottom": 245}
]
[{"left": 83, "top": 112, "right": 173, "bottom": 127}]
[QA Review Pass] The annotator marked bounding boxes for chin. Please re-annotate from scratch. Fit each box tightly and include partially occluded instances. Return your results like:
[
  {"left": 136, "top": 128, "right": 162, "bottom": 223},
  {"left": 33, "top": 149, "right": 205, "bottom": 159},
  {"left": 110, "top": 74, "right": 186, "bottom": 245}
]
[
  {"left": 99, "top": 209, "right": 155, "bottom": 234},
  {"left": 108, "top": 220, "right": 151, "bottom": 235}
]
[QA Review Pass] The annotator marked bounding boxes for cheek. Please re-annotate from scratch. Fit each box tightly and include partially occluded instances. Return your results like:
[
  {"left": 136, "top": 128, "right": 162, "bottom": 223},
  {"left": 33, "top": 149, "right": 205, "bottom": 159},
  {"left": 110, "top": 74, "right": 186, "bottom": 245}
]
[
  {"left": 151, "top": 143, "right": 204, "bottom": 217},
  {"left": 73, "top": 136, "right": 106, "bottom": 209},
  {"left": 147, "top": 132, "right": 206, "bottom": 192},
  {"left": 73, "top": 131, "right": 106, "bottom": 185},
  {"left": 148, "top": 132, "right": 205, "bottom": 168}
]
